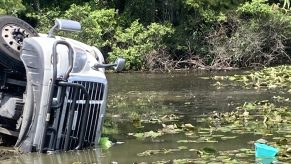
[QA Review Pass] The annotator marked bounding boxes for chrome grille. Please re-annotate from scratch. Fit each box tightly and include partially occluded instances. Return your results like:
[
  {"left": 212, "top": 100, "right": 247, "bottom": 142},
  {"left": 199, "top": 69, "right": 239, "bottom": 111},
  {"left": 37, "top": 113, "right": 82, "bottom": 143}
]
[{"left": 58, "top": 81, "right": 105, "bottom": 150}]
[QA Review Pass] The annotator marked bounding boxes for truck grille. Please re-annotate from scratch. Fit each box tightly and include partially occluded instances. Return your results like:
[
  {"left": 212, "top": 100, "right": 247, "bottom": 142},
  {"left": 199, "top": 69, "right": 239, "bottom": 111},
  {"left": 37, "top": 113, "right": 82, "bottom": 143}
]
[{"left": 57, "top": 81, "right": 105, "bottom": 150}]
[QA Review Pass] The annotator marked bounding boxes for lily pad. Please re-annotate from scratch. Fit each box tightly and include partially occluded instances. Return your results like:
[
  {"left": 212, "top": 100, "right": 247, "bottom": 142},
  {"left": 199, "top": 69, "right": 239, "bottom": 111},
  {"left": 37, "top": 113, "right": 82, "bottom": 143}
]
[
  {"left": 202, "top": 147, "right": 217, "bottom": 154},
  {"left": 221, "top": 136, "right": 237, "bottom": 140},
  {"left": 130, "top": 130, "right": 162, "bottom": 139}
]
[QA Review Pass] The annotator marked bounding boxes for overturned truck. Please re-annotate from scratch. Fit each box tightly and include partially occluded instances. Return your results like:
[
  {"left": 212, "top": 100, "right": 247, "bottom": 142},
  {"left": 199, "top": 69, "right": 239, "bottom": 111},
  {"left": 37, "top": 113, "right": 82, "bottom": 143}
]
[{"left": 0, "top": 16, "right": 124, "bottom": 153}]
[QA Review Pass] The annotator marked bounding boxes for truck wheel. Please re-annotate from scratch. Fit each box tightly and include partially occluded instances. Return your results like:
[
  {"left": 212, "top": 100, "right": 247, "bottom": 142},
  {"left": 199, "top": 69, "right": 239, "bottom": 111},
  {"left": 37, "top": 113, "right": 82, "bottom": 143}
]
[{"left": 0, "top": 16, "right": 39, "bottom": 71}]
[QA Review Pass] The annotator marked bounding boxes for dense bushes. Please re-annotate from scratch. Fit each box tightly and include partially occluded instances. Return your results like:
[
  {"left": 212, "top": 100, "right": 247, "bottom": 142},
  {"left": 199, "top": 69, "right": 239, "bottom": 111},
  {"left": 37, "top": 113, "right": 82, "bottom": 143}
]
[
  {"left": 0, "top": 0, "right": 25, "bottom": 15},
  {"left": 109, "top": 21, "right": 174, "bottom": 70},
  {"left": 1, "top": 0, "right": 291, "bottom": 71},
  {"left": 207, "top": 0, "right": 291, "bottom": 68},
  {"left": 63, "top": 4, "right": 174, "bottom": 70},
  {"left": 65, "top": 5, "right": 118, "bottom": 50}
]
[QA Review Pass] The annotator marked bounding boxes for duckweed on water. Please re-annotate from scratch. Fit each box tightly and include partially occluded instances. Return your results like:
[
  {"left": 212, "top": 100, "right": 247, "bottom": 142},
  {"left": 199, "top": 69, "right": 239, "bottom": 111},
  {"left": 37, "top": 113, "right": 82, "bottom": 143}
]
[
  {"left": 129, "top": 123, "right": 187, "bottom": 139},
  {"left": 137, "top": 149, "right": 181, "bottom": 157},
  {"left": 204, "top": 99, "right": 291, "bottom": 161},
  {"left": 212, "top": 65, "right": 291, "bottom": 91},
  {"left": 145, "top": 148, "right": 254, "bottom": 164},
  {"left": 129, "top": 131, "right": 162, "bottom": 139},
  {"left": 103, "top": 68, "right": 291, "bottom": 163},
  {"left": 130, "top": 100, "right": 291, "bottom": 162}
]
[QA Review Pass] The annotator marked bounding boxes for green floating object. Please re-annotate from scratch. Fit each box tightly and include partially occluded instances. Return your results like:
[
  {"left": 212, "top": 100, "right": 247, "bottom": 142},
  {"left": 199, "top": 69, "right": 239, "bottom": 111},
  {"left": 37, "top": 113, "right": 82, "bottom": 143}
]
[
  {"left": 99, "top": 137, "right": 112, "bottom": 149},
  {"left": 255, "top": 143, "right": 278, "bottom": 158}
]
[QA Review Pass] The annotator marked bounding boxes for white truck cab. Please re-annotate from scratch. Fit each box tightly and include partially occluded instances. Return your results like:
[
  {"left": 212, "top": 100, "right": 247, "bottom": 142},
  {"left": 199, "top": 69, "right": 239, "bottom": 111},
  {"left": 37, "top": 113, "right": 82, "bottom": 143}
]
[{"left": 0, "top": 17, "right": 125, "bottom": 153}]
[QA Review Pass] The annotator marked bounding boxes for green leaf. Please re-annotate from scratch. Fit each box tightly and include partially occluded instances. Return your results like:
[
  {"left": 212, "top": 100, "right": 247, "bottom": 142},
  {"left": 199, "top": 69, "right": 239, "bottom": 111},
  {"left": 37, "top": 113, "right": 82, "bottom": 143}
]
[{"left": 202, "top": 147, "right": 217, "bottom": 154}]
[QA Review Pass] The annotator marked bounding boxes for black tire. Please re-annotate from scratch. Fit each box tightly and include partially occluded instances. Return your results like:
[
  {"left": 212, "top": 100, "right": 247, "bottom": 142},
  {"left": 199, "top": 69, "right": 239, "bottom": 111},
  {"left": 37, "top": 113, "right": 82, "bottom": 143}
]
[{"left": 0, "top": 15, "right": 39, "bottom": 72}]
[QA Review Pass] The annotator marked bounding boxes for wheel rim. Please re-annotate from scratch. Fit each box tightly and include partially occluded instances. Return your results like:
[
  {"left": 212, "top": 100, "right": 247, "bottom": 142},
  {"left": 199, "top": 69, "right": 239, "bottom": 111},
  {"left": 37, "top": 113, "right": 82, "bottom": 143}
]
[{"left": 2, "top": 24, "right": 30, "bottom": 59}]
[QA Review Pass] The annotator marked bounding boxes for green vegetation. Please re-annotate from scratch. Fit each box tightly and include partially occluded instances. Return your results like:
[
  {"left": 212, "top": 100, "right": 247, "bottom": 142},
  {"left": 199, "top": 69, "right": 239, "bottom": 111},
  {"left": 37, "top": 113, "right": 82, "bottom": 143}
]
[
  {"left": 124, "top": 98, "right": 291, "bottom": 162},
  {"left": 0, "top": 0, "right": 25, "bottom": 15},
  {"left": 208, "top": 0, "right": 291, "bottom": 68},
  {"left": 102, "top": 67, "right": 291, "bottom": 162},
  {"left": 213, "top": 65, "right": 291, "bottom": 91},
  {"left": 2, "top": 0, "right": 291, "bottom": 71},
  {"left": 99, "top": 137, "right": 113, "bottom": 149},
  {"left": 209, "top": 66, "right": 291, "bottom": 162}
]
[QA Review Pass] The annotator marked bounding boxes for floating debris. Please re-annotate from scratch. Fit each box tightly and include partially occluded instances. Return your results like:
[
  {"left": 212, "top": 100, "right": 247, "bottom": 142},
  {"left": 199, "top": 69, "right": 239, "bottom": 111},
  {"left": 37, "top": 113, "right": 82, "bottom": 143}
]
[{"left": 99, "top": 137, "right": 113, "bottom": 149}]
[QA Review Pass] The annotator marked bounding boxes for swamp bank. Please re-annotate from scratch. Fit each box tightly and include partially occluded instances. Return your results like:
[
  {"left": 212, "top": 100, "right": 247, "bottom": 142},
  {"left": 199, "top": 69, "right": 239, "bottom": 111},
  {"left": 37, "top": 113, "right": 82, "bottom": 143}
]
[
  {"left": 3, "top": 0, "right": 291, "bottom": 71},
  {"left": 0, "top": 147, "right": 19, "bottom": 161}
]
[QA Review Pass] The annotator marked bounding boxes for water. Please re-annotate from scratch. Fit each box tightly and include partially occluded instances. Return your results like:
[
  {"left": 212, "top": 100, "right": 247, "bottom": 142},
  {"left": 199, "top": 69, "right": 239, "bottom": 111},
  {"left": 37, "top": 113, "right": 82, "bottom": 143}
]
[{"left": 2, "top": 71, "right": 286, "bottom": 163}]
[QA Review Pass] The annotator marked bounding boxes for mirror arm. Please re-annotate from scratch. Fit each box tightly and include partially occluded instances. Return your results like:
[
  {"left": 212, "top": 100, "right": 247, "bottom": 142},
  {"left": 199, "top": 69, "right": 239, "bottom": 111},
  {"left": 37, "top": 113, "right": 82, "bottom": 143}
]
[
  {"left": 48, "top": 19, "right": 81, "bottom": 38},
  {"left": 48, "top": 24, "right": 58, "bottom": 38},
  {"left": 93, "top": 63, "right": 117, "bottom": 69},
  {"left": 93, "top": 58, "right": 125, "bottom": 72}
]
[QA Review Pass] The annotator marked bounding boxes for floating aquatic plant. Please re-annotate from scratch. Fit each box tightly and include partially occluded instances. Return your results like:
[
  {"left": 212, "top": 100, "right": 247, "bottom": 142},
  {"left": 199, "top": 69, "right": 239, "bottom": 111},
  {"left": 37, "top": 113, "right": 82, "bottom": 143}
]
[
  {"left": 137, "top": 148, "right": 181, "bottom": 157},
  {"left": 212, "top": 65, "right": 291, "bottom": 91},
  {"left": 129, "top": 130, "right": 162, "bottom": 139}
]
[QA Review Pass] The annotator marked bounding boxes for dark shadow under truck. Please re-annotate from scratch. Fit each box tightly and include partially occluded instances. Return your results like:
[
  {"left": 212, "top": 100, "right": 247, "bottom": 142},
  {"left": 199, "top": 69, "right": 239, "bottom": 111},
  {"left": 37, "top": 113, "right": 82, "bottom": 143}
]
[{"left": 0, "top": 16, "right": 124, "bottom": 153}]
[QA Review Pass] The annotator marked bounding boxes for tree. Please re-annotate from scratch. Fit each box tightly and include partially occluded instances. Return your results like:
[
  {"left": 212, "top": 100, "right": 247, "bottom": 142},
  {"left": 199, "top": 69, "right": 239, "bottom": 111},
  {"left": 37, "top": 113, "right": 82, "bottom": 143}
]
[
  {"left": 283, "top": 0, "right": 290, "bottom": 8},
  {"left": 0, "top": 0, "right": 25, "bottom": 15}
]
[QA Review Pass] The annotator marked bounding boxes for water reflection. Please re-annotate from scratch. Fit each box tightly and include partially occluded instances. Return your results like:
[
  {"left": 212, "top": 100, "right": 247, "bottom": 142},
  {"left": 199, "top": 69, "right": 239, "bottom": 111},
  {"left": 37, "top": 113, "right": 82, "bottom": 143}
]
[
  {"left": 107, "top": 72, "right": 276, "bottom": 116},
  {"left": 256, "top": 157, "right": 278, "bottom": 164},
  {"left": 2, "top": 148, "right": 104, "bottom": 164}
]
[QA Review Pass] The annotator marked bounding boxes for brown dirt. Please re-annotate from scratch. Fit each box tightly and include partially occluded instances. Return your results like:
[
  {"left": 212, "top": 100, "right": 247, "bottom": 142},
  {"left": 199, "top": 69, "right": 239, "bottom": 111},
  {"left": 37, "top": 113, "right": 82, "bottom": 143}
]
[
  {"left": 0, "top": 147, "right": 18, "bottom": 161},
  {"left": 0, "top": 134, "right": 19, "bottom": 161}
]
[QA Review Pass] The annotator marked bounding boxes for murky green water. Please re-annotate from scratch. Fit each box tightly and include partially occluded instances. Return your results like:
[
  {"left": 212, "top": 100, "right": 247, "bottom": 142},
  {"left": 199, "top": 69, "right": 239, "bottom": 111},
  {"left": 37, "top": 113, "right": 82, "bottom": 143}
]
[{"left": 2, "top": 71, "right": 288, "bottom": 164}]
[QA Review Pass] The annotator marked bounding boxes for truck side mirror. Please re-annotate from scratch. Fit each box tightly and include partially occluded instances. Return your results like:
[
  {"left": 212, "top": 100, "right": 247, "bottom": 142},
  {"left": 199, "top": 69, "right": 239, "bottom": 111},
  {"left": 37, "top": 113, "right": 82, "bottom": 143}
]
[
  {"left": 48, "top": 19, "right": 81, "bottom": 37},
  {"left": 113, "top": 58, "right": 125, "bottom": 72},
  {"left": 93, "top": 58, "right": 126, "bottom": 72}
]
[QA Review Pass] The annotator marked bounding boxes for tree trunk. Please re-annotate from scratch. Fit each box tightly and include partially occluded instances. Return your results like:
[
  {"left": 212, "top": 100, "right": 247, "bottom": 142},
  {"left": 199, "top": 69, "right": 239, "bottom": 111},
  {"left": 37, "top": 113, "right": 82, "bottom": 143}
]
[{"left": 32, "top": 0, "right": 40, "bottom": 11}]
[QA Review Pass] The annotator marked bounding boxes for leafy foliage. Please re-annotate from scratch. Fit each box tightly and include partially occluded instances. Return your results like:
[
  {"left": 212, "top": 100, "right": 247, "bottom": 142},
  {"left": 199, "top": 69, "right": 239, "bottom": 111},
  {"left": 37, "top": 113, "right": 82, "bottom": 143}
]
[
  {"left": 207, "top": 0, "right": 291, "bottom": 68},
  {"left": 0, "top": 0, "right": 25, "bottom": 15},
  {"left": 26, "top": 8, "right": 61, "bottom": 32},
  {"left": 68, "top": 6, "right": 117, "bottom": 49},
  {"left": 4, "top": 0, "right": 291, "bottom": 70},
  {"left": 109, "top": 21, "right": 174, "bottom": 70},
  {"left": 237, "top": 0, "right": 288, "bottom": 19}
]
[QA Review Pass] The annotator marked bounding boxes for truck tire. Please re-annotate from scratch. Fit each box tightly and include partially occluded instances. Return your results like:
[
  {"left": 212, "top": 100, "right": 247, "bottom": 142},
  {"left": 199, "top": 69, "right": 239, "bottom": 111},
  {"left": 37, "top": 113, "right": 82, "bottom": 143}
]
[{"left": 0, "top": 16, "right": 39, "bottom": 71}]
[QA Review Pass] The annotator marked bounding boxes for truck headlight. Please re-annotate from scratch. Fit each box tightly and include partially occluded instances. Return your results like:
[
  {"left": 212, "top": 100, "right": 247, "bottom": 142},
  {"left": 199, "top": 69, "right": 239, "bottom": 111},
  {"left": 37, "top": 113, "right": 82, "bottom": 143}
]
[{"left": 72, "top": 49, "right": 87, "bottom": 73}]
